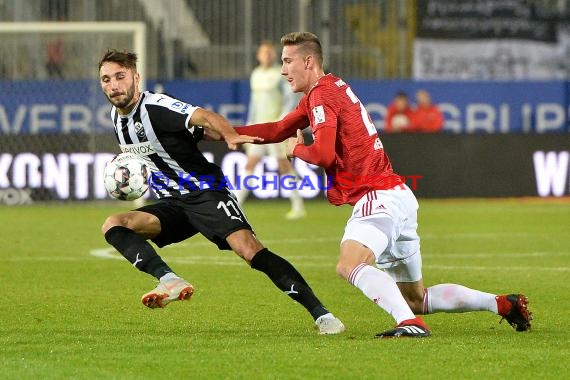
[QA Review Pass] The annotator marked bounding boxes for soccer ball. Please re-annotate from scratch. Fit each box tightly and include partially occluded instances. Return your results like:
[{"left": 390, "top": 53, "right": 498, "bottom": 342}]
[
  {"left": 391, "top": 114, "right": 411, "bottom": 131},
  {"left": 103, "top": 153, "right": 149, "bottom": 201}
]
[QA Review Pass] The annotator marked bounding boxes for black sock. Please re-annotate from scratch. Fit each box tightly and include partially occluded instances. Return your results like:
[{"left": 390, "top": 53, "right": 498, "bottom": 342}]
[
  {"left": 250, "top": 248, "right": 329, "bottom": 320},
  {"left": 104, "top": 226, "right": 173, "bottom": 280}
]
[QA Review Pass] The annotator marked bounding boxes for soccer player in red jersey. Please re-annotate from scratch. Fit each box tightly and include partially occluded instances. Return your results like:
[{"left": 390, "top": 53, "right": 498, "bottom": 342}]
[{"left": 236, "top": 32, "right": 531, "bottom": 337}]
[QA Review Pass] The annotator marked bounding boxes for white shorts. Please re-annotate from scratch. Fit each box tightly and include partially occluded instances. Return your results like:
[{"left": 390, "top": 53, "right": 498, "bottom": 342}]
[
  {"left": 244, "top": 142, "right": 287, "bottom": 158},
  {"left": 341, "top": 184, "right": 423, "bottom": 282}
]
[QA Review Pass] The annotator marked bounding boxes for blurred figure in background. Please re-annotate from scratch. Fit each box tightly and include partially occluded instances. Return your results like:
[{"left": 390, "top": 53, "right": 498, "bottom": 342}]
[
  {"left": 385, "top": 91, "right": 414, "bottom": 133},
  {"left": 412, "top": 89, "right": 443, "bottom": 133},
  {"left": 45, "top": 37, "right": 65, "bottom": 79},
  {"left": 235, "top": 40, "right": 306, "bottom": 220},
  {"left": 44, "top": 0, "right": 68, "bottom": 80}
]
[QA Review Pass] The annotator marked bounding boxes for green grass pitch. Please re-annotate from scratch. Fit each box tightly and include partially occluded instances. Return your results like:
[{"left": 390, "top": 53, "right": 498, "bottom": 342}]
[{"left": 2, "top": 198, "right": 569, "bottom": 379}]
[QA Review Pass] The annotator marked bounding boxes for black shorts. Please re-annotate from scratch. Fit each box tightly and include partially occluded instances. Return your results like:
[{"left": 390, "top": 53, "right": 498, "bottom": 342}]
[{"left": 136, "top": 189, "right": 253, "bottom": 250}]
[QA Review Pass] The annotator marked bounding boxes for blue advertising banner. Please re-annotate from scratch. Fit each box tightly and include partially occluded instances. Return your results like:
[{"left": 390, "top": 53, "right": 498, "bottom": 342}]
[{"left": 1, "top": 79, "right": 568, "bottom": 134}]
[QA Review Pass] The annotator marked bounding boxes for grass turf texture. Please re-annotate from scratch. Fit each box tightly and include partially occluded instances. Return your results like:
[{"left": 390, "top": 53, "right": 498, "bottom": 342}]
[{"left": 1, "top": 199, "right": 568, "bottom": 379}]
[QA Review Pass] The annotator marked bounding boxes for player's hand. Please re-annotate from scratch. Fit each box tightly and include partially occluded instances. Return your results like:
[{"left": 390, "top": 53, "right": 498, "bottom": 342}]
[
  {"left": 286, "top": 129, "right": 304, "bottom": 158},
  {"left": 225, "top": 133, "right": 264, "bottom": 150}
]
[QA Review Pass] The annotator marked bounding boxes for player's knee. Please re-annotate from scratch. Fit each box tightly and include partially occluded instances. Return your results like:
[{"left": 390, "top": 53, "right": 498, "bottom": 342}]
[
  {"left": 335, "top": 261, "right": 352, "bottom": 279},
  {"left": 227, "top": 229, "right": 264, "bottom": 262},
  {"left": 337, "top": 240, "right": 376, "bottom": 280},
  {"left": 335, "top": 257, "right": 366, "bottom": 280},
  {"left": 236, "top": 247, "right": 258, "bottom": 262},
  {"left": 101, "top": 214, "right": 126, "bottom": 235}
]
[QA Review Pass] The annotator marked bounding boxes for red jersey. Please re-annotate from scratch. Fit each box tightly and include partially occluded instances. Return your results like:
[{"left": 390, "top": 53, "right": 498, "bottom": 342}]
[
  {"left": 237, "top": 74, "right": 404, "bottom": 206},
  {"left": 412, "top": 105, "right": 443, "bottom": 133}
]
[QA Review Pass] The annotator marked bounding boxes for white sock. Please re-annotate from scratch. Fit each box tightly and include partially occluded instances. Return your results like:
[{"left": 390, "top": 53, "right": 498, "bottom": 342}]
[
  {"left": 349, "top": 263, "right": 416, "bottom": 324},
  {"left": 286, "top": 171, "right": 304, "bottom": 211},
  {"left": 235, "top": 170, "right": 253, "bottom": 205},
  {"left": 423, "top": 284, "right": 498, "bottom": 314},
  {"left": 160, "top": 272, "right": 180, "bottom": 282}
]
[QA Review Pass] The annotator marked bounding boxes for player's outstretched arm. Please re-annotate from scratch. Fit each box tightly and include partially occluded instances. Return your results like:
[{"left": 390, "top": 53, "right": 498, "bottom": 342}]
[
  {"left": 235, "top": 108, "right": 309, "bottom": 144},
  {"left": 190, "top": 108, "right": 262, "bottom": 150},
  {"left": 288, "top": 127, "right": 336, "bottom": 168}
]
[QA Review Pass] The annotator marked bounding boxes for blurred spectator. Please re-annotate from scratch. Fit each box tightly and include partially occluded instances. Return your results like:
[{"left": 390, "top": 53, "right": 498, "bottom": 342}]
[
  {"left": 44, "top": 0, "right": 68, "bottom": 80},
  {"left": 385, "top": 91, "right": 414, "bottom": 133},
  {"left": 412, "top": 89, "right": 443, "bottom": 133},
  {"left": 45, "top": 38, "right": 65, "bottom": 79}
]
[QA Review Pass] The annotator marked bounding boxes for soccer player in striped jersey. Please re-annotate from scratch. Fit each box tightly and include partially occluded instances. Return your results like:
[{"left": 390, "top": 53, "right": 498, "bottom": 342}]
[
  {"left": 97, "top": 49, "right": 344, "bottom": 334},
  {"left": 235, "top": 40, "right": 306, "bottom": 220},
  {"left": 236, "top": 32, "right": 531, "bottom": 337}
]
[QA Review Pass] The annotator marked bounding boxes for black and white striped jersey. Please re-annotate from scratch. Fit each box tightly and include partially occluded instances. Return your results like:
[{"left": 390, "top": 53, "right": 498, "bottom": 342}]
[{"left": 110, "top": 91, "right": 226, "bottom": 198}]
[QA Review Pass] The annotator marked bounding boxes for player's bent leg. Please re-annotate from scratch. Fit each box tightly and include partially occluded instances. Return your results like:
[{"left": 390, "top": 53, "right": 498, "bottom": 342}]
[
  {"left": 102, "top": 211, "right": 193, "bottom": 308},
  {"left": 423, "top": 284, "right": 498, "bottom": 314},
  {"left": 338, "top": 240, "right": 429, "bottom": 338},
  {"left": 423, "top": 284, "right": 532, "bottom": 331},
  {"left": 396, "top": 280, "right": 426, "bottom": 315},
  {"left": 389, "top": 252, "right": 533, "bottom": 331},
  {"left": 225, "top": 229, "right": 264, "bottom": 263},
  {"left": 383, "top": 253, "right": 426, "bottom": 314},
  {"left": 336, "top": 239, "right": 375, "bottom": 279},
  {"left": 227, "top": 229, "right": 344, "bottom": 334},
  {"left": 102, "top": 210, "right": 161, "bottom": 238},
  {"left": 425, "top": 284, "right": 533, "bottom": 331}
]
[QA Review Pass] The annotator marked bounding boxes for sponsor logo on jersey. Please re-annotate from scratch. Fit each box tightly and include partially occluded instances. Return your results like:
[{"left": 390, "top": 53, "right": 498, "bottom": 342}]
[
  {"left": 120, "top": 142, "right": 156, "bottom": 156},
  {"left": 374, "top": 137, "right": 383, "bottom": 150},
  {"left": 335, "top": 79, "right": 346, "bottom": 87},
  {"left": 170, "top": 101, "right": 191, "bottom": 113},
  {"left": 312, "top": 105, "right": 326, "bottom": 125},
  {"left": 134, "top": 122, "right": 145, "bottom": 138}
]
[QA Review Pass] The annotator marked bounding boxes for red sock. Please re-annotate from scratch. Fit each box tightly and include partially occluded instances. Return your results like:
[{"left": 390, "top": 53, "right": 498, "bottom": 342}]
[
  {"left": 495, "top": 295, "right": 511, "bottom": 316},
  {"left": 399, "top": 316, "right": 430, "bottom": 330}
]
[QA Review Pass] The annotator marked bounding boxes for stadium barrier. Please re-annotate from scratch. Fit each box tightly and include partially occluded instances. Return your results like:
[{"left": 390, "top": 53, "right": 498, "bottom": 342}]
[{"left": 0, "top": 134, "right": 568, "bottom": 204}]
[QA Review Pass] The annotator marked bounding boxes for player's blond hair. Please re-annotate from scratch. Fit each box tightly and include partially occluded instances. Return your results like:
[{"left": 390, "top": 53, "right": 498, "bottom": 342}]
[
  {"left": 98, "top": 49, "right": 138, "bottom": 72},
  {"left": 280, "top": 32, "right": 323, "bottom": 67},
  {"left": 258, "top": 39, "right": 276, "bottom": 49}
]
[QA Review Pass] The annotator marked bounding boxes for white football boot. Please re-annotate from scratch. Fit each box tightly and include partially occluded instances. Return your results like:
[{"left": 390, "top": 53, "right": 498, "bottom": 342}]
[
  {"left": 141, "top": 278, "right": 194, "bottom": 308},
  {"left": 315, "top": 314, "right": 346, "bottom": 335}
]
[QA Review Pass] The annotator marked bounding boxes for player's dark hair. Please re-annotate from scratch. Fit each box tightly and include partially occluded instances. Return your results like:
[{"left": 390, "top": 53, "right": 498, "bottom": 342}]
[
  {"left": 98, "top": 49, "right": 138, "bottom": 72},
  {"left": 280, "top": 32, "right": 323, "bottom": 67}
]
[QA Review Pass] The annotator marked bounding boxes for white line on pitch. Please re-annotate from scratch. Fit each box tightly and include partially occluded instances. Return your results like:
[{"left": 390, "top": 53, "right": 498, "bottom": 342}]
[
  {"left": 425, "top": 264, "right": 570, "bottom": 272},
  {"left": 89, "top": 247, "right": 568, "bottom": 260},
  {"left": 8, "top": 252, "right": 570, "bottom": 272}
]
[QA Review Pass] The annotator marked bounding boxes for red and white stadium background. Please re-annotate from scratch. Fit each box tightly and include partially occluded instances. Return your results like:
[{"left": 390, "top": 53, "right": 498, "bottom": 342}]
[{"left": 0, "top": 79, "right": 568, "bottom": 204}]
